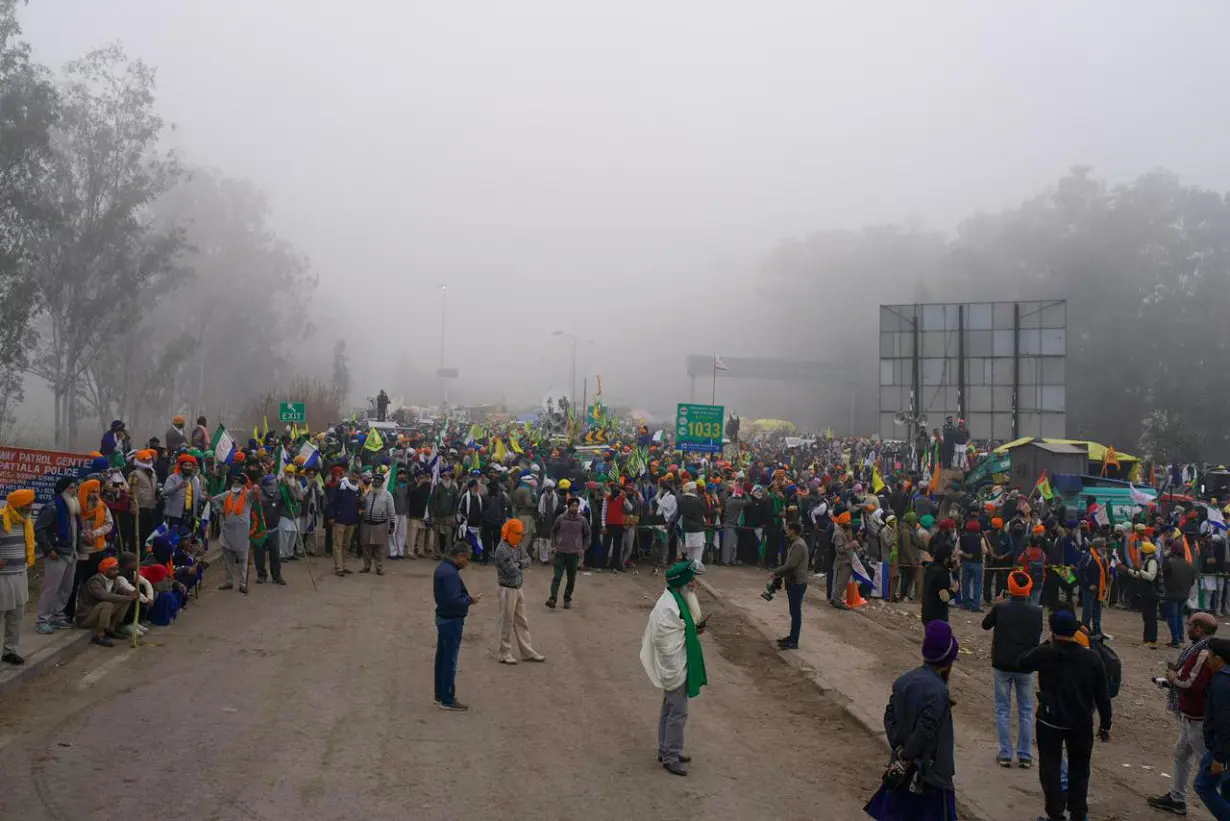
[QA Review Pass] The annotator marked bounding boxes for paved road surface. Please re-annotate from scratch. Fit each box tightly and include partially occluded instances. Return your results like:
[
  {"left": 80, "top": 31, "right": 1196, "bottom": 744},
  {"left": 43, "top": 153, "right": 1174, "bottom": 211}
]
[{"left": 0, "top": 557, "right": 885, "bottom": 821}]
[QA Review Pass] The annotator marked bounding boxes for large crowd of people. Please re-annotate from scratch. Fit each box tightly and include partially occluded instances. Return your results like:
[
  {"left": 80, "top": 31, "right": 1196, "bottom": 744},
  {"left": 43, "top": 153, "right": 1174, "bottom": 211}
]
[{"left": 3, "top": 405, "right": 1230, "bottom": 818}]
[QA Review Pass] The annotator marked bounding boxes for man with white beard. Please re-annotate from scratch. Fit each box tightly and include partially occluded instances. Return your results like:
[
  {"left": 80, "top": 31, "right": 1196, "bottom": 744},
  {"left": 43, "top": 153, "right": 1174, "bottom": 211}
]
[{"left": 641, "top": 560, "right": 708, "bottom": 777}]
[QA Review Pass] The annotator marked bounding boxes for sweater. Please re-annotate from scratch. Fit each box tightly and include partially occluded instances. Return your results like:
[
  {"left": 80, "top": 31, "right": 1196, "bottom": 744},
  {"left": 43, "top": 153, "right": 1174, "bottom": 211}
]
[
  {"left": 433, "top": 559, "right": 473, "bottom": 619},
  {"left": 1018, "top": 640, "right": 1112, "bottom": 732},
  {"left": 361, "top": 489, "right": 395, "bottom": 524},
  {"left": 551, "top": 512, "right": 591, "bottom": 555},
  {"left": 981, "top": 597, "right": 1043, "bottom": 673},
  {"left": 493, "top": 541, "right": 530, "bottom": 588}
]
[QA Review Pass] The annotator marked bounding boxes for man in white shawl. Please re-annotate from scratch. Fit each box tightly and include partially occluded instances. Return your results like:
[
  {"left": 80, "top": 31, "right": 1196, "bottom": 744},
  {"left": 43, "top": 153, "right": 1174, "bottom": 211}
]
[{"left": 641, "top": 560, "right": 708, "bottom": 777}]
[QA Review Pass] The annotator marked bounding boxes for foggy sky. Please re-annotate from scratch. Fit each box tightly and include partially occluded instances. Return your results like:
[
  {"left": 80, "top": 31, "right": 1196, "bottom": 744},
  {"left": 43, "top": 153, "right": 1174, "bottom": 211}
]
[{"left": 21, "top": 1, "right": 1230, "bottom": 418}]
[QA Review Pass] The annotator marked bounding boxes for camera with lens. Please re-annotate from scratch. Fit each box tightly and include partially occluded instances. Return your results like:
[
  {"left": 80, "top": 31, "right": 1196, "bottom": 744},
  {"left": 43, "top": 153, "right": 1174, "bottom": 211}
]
[{"left": 761, "top": 576, "right": 783, "bottom": 602}]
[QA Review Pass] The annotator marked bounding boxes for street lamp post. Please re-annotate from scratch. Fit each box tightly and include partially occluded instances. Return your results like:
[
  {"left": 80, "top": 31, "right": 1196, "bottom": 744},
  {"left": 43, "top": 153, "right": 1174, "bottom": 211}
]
[
  {"left": 552, "top": 331, "right": 594, "bottom": 411},
  {"left": 439, "top": 285, "right": 448, "bottom": 406}
]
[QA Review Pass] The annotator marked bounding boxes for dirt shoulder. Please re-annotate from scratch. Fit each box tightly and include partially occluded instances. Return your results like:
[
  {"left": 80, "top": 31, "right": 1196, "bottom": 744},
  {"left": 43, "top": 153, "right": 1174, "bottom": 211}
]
[{"left": 699, "top": 565, "right": 1211, "bottom": 821}]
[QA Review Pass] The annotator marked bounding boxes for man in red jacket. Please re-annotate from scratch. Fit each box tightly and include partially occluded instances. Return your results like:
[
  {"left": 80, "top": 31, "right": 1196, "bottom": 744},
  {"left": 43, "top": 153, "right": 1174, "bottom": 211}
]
[
  {"left": 602, "top": 482, "right": 628, "bottom": 572},
  {"left": 1148, "top": 611, "right": 1220, "bottom": 816}
]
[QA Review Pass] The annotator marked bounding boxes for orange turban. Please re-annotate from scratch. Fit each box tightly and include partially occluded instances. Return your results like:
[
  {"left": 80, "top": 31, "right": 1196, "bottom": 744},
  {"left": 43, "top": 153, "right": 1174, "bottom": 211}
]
[
  {"left": 6, "top": 489, "right": 34, "bottom": 509},
  {"left": 835, "top": 511, "right": 852, "bottom": 526},
  {"left": 1032, "top": 524, "right": 1046, "bottom": 535},
  {"left": 1007, "top": 570, "right": 1032, "bottom": 597},
  {"left": 990, "top": 517, "right": 1003, "bottom": 529},
  {"left": 98, "top": 556, "right": 119, "bottom": 572},
  {"left": 501, "top": 518, "right": 524, "bottom": 546}
]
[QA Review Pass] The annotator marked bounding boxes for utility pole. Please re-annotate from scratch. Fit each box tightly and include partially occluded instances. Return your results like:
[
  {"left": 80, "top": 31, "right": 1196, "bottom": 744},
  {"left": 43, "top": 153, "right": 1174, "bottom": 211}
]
[{"left": 552, "top": 331, "right": 592, "bottom": 411}]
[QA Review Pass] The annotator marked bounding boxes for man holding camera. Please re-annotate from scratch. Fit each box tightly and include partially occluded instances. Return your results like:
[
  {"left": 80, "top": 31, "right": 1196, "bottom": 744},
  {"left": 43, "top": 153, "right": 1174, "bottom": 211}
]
[
  {"left": 1148, "top": 611, "right": 1219, "bottom": 816},
  {"left": 768, "top": 521, "right": 810, "bottom": 650}
]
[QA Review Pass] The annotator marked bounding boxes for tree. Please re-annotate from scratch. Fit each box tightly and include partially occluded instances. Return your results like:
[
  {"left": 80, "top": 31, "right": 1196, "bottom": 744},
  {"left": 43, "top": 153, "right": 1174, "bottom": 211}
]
[
  {"left": 82, "top": 167, "right": 316, "bottom": 431},
  {"left": 332, "top": 339, "right": 350, "bottom": 406},
  {"left": 26, "top": 44, "right": 184, "bottom": 447},
  {"left": 0, "top": 0, "right": 58, "bottom": 434},
  {"left": 757, "top": 167, "right": 1230, "bottom": 459}
]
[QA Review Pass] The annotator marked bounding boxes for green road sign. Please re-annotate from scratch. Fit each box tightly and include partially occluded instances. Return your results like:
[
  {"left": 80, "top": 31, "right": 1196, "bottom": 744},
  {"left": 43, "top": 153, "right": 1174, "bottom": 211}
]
[
  {"left": 676, "top": 403, "right": 724, "bottom": 453},
  {"left": 278, "top": 402, "right": 306, "bottom": 423}
]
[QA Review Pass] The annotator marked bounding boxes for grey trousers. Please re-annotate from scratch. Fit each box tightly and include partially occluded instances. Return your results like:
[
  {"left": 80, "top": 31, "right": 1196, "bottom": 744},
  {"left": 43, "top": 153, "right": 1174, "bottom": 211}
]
[
  {"left": 37, "top": 554, "right": 76, "bottom": 625},
  {"left": 720, "top": 526, "right": 737, "bottom": 564},
  {"left": 2, "top": 606, "right": 20, "bottom": 654},
  {"left": 1169, "top": 715, "right": 1204, "bottom": 803},
  {"left": 223, "top": 546, "right": 249, "bottom": 587},
  {"left": 832, "top": 560, "right": 852, "bottom": 600},
  {"left": 658, "top": 685, "right": 689, "bottom": 764},
  {"left": 278, "top": 527, "right": 297, "bottom": 560},
  {"left": 621, "top": 526, "right": 636, "bottom": 565}
]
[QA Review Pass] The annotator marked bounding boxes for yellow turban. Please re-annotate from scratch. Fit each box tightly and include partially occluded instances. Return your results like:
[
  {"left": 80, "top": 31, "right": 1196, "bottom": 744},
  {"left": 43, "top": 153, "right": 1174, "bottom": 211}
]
[{"left": 2, "top": 489, "right": 36, "bottom": 566}]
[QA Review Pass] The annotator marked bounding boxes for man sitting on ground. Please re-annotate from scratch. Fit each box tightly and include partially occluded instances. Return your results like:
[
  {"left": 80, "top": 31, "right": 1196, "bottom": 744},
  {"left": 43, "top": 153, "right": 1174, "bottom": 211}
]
[{"left": 75, "top": 555, "right": 138, "bottom": 647}]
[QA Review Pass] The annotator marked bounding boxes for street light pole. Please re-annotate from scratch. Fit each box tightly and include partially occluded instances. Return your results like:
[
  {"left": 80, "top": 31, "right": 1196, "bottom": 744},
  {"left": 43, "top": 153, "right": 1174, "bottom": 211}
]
[
  {"left": 439, "top": 285, "right": 448, "bottom": 406},
  {"left": 552, "top": 331, "right": 593, "bottom": 411},
  {"left": 439, "top": 285, "right": 447, "bottom": 371}
]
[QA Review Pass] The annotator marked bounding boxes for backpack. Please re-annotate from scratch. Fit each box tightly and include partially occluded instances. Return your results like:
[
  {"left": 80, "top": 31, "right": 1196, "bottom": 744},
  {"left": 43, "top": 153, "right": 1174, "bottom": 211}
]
[{"left": 1091, "top": 637, "right": 1122, "bottom": 699}]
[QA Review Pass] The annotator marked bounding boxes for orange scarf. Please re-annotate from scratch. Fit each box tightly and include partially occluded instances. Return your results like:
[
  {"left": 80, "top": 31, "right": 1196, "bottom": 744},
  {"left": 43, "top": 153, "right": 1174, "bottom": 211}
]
[
  {"left": 223, "top": 487, "right": 249, "bottom": 517},
  {"left": 1090, "top": 548, "right": 1108, "bottom": 603},
  {"left": 78, "top": 479, "right": 106, "bottom": 551}
]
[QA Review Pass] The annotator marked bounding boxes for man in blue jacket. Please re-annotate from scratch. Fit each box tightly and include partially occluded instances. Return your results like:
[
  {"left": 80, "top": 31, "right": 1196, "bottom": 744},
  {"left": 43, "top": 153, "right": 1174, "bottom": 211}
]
[
  {"left": 1195, "top": 638, "right": 1230, "bottom": 820},
  {"left": 433, "top": 544, "right": 482, "bottom": 711}
]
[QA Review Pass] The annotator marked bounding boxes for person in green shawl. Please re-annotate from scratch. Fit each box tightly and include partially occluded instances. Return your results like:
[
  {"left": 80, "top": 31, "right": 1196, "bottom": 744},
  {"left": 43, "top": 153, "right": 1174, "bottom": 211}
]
[{"left": 640, "top": 560, "right": 708, "bottom": 777}]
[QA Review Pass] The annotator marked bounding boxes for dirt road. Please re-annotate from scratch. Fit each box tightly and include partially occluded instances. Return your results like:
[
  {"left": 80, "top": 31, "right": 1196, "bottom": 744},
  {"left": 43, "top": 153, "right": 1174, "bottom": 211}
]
[
  {"left": 702, "top": 565, "right": 1214, "bottom": 821},
  {"left": 0, "top": 557, "right": 885, "bottom": 821}
]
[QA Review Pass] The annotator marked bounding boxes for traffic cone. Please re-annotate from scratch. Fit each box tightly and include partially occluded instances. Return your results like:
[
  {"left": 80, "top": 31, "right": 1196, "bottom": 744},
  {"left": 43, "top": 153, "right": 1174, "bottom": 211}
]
[{"left": 846, "top": 581, "right": 868, "bottom": 609}]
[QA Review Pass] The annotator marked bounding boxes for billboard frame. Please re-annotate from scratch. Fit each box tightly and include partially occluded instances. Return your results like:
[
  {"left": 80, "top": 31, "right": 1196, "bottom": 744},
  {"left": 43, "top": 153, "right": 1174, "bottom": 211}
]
[{"left": 878, "top": 300, "right": 1067, "bottom": 443}]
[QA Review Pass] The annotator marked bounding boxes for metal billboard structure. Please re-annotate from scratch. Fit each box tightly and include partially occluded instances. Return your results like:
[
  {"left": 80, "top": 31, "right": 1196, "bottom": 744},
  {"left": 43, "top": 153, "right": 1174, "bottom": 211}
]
[{"left": 878, "top": 300, "right": 1067, "bottom": 442}]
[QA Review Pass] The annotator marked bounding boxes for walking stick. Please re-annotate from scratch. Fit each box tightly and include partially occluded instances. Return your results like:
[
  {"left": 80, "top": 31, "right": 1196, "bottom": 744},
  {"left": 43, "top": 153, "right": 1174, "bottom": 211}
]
[
  {"left": 131, "top": 491, "right": 141, "bottom": 648},
  {"left": 292, "top": 514, "right": 317, "bottom": 593}
]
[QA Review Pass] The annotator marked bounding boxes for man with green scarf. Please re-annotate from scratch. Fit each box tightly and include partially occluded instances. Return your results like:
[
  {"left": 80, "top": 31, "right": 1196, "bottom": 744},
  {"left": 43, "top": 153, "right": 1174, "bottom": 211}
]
[{"left": 640, "top": 560, "right": 708, "bottom": 776}]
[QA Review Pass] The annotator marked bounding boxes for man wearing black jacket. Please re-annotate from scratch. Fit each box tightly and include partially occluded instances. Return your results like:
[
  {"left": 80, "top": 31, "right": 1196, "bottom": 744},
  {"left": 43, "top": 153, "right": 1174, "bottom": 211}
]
[
  {"left": 982, "top": 570, "right": 1043, "bottom": 768},
  {"left": 1195, "top": 637, "right": 1230, "bottom": 820},
  {"left": 1018, "top": 609, "right": 1112, "bottom": 821}
]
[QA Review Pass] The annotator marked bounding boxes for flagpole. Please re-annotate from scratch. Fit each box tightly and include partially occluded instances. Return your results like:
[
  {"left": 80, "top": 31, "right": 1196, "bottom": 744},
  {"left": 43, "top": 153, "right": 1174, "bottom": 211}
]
[{"left": 711, "top": 354, "right": 717, "bottom": 404}]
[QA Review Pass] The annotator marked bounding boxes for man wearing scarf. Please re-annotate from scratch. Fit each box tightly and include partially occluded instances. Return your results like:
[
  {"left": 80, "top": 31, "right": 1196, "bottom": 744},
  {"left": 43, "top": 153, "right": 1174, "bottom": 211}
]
[
  {"left": 1148, "top": 612, "right": 1219, "bottom": 815},
  {"left": 161, "top": 454, "right": 201, "bottom": 531},
  {"left": 640, "top": 560, "right": 708, "bottom": 777},
  {"left": 211, "top": 469, "right": 259, "bottom": 593},
  {"left": 67, "top": 479, "right": 114, "bottom": 622},
  {"left": 34, "top": 477, "right": 79, "bottom": 634},
  {"left": 0, "top": 489, "right": 36, "bottom": 664}
]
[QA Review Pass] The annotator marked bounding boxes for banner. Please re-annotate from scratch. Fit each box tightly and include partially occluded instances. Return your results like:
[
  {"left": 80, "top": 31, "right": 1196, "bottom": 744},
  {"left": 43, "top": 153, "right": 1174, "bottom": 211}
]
[{"left": 0, "top": 446, "right": 93, "bottom": 507}]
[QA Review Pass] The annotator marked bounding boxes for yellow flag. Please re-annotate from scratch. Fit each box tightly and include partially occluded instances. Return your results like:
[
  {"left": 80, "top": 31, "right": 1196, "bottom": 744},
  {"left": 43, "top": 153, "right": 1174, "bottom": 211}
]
[
  {"left": 291, "top": 422, "right": 300, "bottom": 440},
  {"left": 365, "top": 427, "right": 384, "bottom": 452},
  {"left": 252, "top": 425, "right": 259, "bottom": 442},
  {"left": 493, "top": 437, "right": 508, "bottom": 462},
  {"left": 263, "top": 416, "right": 270, "bottom": 437},
  {"left": 510, "top": 435, "right": 524, "bottom": 455},
  {"left": 872, "top": 466, "right": 886, "bottom": 494}
]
